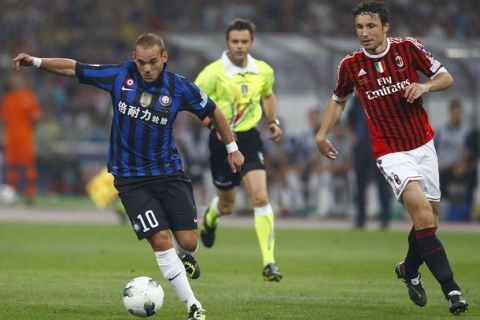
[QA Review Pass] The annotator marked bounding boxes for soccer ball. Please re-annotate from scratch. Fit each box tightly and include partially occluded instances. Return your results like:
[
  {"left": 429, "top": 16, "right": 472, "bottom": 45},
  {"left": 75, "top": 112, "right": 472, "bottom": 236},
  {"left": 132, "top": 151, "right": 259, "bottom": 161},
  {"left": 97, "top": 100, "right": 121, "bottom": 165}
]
[
  {"left": 123, "top": 276, "right": 164, "bottom": 318},
  {"left": 0, "top": 184, "right": 17, "bottom": 206}
]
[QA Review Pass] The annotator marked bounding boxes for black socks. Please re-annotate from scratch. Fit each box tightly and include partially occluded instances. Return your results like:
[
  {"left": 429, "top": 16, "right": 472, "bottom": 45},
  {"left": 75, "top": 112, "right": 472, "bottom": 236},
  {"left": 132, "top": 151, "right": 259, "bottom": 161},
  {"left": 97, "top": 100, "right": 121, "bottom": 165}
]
[
  {"left": 415, "top": 227, "right": 460, "bottom": 298},
  {"left": 404, "top": 226, "right": 423, "bottom": 279}
]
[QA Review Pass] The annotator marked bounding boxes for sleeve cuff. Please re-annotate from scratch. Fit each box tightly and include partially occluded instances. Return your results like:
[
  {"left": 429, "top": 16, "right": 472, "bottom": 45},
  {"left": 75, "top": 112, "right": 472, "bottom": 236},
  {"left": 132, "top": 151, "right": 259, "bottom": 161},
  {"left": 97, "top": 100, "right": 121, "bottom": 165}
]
[
  {"left": 332, "top": 93, "right": 350, "bottom": 102},
  {"left": 430, "top": 67, "right": 447, "bottom": 80}
]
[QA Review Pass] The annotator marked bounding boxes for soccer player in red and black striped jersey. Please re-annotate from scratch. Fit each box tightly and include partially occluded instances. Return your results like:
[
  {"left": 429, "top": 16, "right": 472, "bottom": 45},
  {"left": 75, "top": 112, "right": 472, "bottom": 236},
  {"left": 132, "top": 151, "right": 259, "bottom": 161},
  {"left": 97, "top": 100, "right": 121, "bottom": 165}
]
[
  {"left": 12, "top": 33, "right": 244, "bottom": 320},
  {"left": 315, "top": 1, "right": 468, "bottom": 315}
]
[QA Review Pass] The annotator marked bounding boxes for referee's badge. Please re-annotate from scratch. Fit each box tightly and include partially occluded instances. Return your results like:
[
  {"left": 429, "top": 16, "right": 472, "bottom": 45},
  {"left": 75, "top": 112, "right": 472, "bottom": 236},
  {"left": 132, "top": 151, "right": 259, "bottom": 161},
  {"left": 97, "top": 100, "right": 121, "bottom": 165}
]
[
  {"left": 159, "top": 94, "right": 172, "bottom": 106},
  {"left": 241, "top": 84, "right": 248, "bottom": 95},
  {"left": 140, "top": 92, "right": 152, "bottom": 107}
]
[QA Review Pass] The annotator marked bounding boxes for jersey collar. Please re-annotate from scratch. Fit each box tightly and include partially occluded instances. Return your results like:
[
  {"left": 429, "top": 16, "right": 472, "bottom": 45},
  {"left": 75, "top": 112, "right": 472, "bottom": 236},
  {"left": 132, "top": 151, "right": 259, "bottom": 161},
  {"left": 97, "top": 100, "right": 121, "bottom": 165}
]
[
  {"left": 362, "top": 38, "right": 391, "bottom": 59},
  {"left": 221, "top": 51, "right": 258, "bottom": 78}
]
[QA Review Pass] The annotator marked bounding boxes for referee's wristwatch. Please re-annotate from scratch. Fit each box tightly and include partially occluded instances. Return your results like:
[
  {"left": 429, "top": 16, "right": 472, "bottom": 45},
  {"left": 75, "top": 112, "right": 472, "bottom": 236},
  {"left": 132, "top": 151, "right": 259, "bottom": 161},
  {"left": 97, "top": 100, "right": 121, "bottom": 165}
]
[{"left": 269, "top": 118, "right": 281, "bottom": 127}]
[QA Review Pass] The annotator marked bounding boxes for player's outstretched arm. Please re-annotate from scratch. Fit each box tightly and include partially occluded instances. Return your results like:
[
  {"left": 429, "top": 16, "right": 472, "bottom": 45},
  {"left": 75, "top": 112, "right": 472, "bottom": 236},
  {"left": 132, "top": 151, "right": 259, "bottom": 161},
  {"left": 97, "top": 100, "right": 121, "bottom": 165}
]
[
  {"left": 209, "top": 107, "right": 244, "bottom": 173},
  {"left": 12, "top": 53, "right": 77, "bottom": 77},
  {"left": 315, "top": 98, "right": 347, "bottom": 160}
]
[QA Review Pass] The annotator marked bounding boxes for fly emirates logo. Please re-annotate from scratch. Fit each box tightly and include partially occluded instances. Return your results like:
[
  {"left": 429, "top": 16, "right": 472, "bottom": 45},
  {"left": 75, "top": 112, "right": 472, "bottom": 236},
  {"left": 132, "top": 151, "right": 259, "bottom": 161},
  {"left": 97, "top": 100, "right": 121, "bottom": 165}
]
[{"left": 366, "top": 77, "right": 411, "bottom": 100}]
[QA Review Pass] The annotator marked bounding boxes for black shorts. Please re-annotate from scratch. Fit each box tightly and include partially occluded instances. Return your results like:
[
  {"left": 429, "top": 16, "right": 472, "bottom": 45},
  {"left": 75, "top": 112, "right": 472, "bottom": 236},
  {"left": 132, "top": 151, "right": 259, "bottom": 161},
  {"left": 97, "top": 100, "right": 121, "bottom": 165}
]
[
  {"left": 114, "top": 172, "right": 198, "bottom": 240},
  {"left": 209, "top": 128, "right": 265, "bottom": 190}
]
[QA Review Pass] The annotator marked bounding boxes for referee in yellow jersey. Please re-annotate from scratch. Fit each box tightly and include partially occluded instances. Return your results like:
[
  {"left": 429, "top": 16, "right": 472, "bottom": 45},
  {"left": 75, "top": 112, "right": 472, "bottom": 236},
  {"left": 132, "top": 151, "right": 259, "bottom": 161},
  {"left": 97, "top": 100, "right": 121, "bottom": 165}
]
[{"left": 195, "top": 18, "right": 283, "bottom": 281}]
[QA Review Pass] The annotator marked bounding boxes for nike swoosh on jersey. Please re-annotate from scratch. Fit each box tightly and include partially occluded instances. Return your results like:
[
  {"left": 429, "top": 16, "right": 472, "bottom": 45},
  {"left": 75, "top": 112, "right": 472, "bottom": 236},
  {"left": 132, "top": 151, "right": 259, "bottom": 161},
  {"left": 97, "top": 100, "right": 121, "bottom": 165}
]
[
  {"left": 121, "top": 86, "right": 135, "bottom": 91},
  {"left": 167, "top": 272, "right": 181, "bottom": 281}
]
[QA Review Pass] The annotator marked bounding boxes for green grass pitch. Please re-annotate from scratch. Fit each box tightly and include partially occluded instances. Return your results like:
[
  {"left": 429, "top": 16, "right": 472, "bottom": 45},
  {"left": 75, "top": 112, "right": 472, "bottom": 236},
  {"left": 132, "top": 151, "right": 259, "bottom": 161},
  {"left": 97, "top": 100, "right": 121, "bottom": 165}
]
[{"left": 0, "top": 223, "right": 478, "bottom": 319}]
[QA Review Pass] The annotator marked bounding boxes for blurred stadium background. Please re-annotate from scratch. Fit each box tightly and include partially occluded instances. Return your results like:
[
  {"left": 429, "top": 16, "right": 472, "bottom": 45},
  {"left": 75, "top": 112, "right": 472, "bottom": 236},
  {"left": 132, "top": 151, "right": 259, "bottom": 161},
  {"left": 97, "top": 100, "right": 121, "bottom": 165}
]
[{"left": 1, "top": 0, "right": 479, "bottom": 224}]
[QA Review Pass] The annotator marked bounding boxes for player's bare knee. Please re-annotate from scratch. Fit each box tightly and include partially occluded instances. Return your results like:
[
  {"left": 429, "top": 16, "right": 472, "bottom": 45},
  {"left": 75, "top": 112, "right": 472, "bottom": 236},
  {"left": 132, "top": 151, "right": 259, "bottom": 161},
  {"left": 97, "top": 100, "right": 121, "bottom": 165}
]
[
  {"left": 251, "top": 193, "right": 269, "bottom": 207},
  {"left": 147, "top": 231, "right": 173, "bottom": 251},
  {"left": 414, "top": 211, "right": 435, "bottom": 229},
  {"left": 175, "top": 231, "right": 198, "bottom": 252},
  {"left": 181, "top": 241, "right": 198, "bottom": 253},
  {"left": 179, "top": 239, "right": 198, "bottom": 252}
]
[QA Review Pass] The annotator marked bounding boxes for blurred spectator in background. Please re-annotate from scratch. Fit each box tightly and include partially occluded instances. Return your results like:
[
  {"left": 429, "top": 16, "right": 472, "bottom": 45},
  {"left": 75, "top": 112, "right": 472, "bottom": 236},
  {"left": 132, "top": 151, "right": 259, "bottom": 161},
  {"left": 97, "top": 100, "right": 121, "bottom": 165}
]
[
  {"left": 322, "top": 121, "right": 353, "bottom": 217},
  {"left": 303, "top": 110, "right": 354, "bottom": 217},
  {"left": 279, "top": 124, "right": 305, "bottom": 216},
  {"left": 0, "top": 72, "right": 42, "bottom": 205},
  {"left": 262, "top": 118, "right": 304, "bottom": 216},
  {"left": 177, "top": 118, "right": 213, "bottom": 207},
  {"left": 35, "top": 105, "right": 63, "bottom": 195},
  {"left": 303, "top": 109, "right": 324, "bottom": 214},
  {"left": 463, "top": 128, "right": 479, "bottom": 220},
  {"left": 435, "top": 100, "right": 473, "bottom": 221},
  {"left": 347, "top": 96, "right": 392, "bottom": 229}
]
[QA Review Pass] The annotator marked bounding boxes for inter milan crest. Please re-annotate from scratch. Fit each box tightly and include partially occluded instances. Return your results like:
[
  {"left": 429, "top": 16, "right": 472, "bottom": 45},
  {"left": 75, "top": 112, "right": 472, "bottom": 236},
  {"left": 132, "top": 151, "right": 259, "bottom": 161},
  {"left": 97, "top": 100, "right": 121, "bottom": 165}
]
[
  {"left": 159, "top": 94, "right": 172, "bottom": 106},
  {"left": 140, "top": 92, "right": 152, "bottom": 107}
]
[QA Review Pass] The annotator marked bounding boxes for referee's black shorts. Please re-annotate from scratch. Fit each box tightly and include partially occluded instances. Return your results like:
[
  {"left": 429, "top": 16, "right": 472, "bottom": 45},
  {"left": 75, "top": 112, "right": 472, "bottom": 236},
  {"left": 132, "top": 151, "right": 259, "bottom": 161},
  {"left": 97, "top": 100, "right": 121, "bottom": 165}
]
[
  {"left": 209, "top": 128, "right": 265, "bottom": 190},
  {"left": 114, "top": 172, "right": 198, "bottom": 240}
]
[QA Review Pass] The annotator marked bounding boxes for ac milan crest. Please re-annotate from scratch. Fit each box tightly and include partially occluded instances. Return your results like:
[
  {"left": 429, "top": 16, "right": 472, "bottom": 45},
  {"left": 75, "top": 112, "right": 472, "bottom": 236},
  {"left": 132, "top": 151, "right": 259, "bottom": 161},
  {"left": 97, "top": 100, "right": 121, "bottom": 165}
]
[
  {"left": 395, "top": 55, "right": 404, "bottom": 68},
  {"left": 394, "top": 174, "right": 402, "bottom": 185}
]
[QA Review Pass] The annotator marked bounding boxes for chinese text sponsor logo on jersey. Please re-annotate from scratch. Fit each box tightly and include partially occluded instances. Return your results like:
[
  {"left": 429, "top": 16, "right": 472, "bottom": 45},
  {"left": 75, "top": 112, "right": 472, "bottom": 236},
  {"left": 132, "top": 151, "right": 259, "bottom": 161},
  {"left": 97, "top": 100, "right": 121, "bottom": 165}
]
[
  {"left": 366, "top": 76, "right": 411, "bottom": 100},
  {"left": 140, "top": 92, "right": 152, "bottom": 107},
  {"left": 118, "top": 100, "right": 168, "bottom": 125}
]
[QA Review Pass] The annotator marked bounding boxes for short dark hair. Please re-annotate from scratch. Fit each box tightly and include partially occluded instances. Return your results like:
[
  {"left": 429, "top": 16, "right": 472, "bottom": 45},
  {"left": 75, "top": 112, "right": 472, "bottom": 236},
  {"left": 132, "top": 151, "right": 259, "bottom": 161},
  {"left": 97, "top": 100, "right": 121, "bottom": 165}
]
[
  {"left": 353, "top": 1, "right": 390, "bottom": 24},
  {"left": 135, "top": 33, "right": 165, "bottom": 51},
  {"left": 225, "top": 18, "right": 255, "bottom": 40}
]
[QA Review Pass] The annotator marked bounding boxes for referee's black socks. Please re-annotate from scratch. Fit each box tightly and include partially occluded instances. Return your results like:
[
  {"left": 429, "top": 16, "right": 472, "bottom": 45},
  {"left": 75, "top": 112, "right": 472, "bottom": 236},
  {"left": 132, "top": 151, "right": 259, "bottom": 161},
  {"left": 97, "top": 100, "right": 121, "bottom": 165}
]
[{"left": 415, "top": 227, "right": 461, "bottom": 298}]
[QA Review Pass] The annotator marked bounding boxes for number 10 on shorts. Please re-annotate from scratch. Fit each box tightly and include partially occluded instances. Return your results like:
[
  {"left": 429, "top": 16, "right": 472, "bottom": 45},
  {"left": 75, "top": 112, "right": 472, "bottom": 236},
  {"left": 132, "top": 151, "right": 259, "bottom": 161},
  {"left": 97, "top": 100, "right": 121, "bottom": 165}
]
[{"left": 137, "top": 210, "right": 159, "bottom": 232}]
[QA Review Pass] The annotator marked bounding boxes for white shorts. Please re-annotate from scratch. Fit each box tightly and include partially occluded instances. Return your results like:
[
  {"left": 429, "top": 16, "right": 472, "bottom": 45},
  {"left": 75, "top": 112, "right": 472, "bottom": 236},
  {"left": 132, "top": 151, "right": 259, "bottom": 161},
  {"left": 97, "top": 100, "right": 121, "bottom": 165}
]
[{"left": 376, "top": 140, "right": 440, "bottom": 202}]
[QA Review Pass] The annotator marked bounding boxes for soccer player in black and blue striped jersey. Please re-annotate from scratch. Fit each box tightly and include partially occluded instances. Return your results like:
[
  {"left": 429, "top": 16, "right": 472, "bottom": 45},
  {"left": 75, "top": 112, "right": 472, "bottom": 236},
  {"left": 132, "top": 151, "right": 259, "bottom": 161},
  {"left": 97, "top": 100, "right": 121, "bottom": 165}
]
[{"left": 12, "top": 33, "right": 244, "bottom": 320}]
